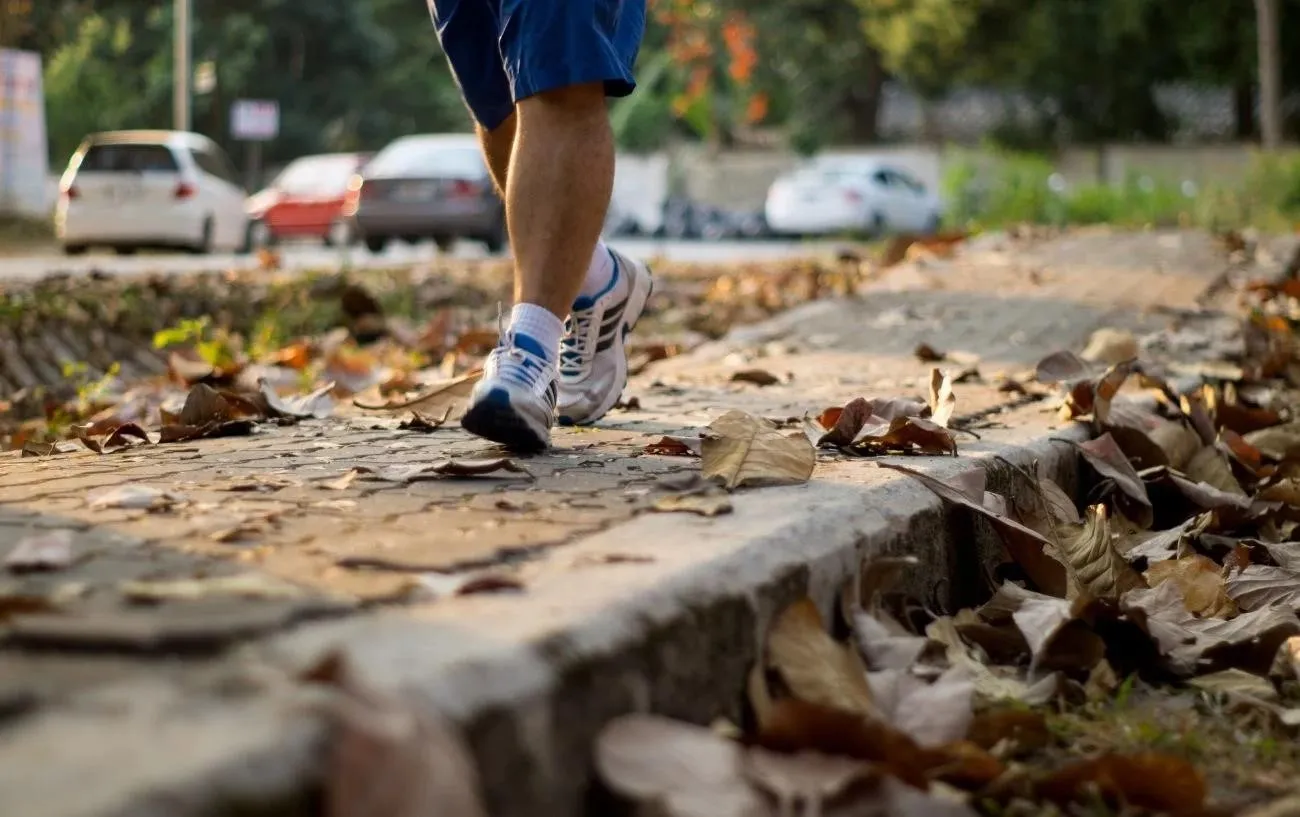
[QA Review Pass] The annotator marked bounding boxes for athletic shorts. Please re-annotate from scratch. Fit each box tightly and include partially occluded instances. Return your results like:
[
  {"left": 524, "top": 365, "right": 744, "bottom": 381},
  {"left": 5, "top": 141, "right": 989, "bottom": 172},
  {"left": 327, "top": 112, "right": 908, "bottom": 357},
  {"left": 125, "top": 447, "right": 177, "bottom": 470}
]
[{"left": 427, "top": 0, "right": 646, "bottom": 131}]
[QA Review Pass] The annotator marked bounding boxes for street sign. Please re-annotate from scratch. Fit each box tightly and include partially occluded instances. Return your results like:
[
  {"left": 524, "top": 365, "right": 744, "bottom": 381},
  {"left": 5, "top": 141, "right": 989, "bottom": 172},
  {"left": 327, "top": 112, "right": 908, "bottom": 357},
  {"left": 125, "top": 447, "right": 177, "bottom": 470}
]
[{"left": 230, "top": 99, "right": 279, "bottom": 141}]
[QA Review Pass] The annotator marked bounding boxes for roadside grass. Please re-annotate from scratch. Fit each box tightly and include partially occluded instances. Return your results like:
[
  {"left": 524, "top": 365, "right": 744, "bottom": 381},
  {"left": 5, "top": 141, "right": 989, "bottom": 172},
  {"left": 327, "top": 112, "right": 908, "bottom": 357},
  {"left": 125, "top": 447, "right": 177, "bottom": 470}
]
[
  {"left": 0, "top": 214, "right": 54, "bottom": 253},
  {"left": 944, "top": 147, "right": 1300, "bottom": 234}
]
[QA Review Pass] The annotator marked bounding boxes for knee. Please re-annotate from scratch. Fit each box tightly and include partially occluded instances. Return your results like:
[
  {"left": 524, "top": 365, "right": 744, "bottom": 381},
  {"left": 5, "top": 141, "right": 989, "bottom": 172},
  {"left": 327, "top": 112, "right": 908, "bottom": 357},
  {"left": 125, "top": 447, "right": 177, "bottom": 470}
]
[{"left": 519, "top": 83, "right": 607, "bottom": 118}]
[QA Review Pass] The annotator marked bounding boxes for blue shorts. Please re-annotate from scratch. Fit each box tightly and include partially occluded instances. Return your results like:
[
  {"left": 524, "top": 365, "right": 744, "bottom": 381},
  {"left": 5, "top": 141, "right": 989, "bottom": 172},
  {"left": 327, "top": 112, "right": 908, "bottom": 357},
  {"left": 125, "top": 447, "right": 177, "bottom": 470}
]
[{"left": 428, "top": 0, "right": 646, "bottom": 131}]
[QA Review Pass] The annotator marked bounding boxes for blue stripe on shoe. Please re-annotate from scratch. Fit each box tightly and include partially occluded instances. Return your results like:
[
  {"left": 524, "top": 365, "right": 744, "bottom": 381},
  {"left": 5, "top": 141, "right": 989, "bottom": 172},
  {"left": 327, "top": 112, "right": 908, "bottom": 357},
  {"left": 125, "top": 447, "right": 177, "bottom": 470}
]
[
  {"left": 512, "top": 332, "right": 551, "bottom": 363},
  {"left": 571, "top": 248, "right": 621, "bottom": 312}
]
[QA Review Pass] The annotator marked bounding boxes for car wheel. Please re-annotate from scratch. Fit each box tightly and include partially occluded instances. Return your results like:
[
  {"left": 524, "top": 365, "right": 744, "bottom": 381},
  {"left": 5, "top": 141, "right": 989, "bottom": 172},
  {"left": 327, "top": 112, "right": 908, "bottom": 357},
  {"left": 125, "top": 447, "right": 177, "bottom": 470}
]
[
  {"left": 247, "top": 218, "right": 274, "bottom": 250},
  {"left": 113, "top": 245, "right": 137, "bottom": 256},
  {"left": 923, "top": 212, "right": 942, "bottom": 235},
  {"left": 868, "top": 212, "right": 887, "bottom": 237},
  {"left": 434, "top": 236, "right": 455, "bottom": 253},
  {"left": 325, "top": 218, "right": 353, "bottom": 247},
  {"left": 62, "top": 244, "right": 87, "bottom": 256},
  {"left": 189, "top": 218, "right": 214, "bottom": 255},
  {"left": 364, "top": 235, "right": 388, "bottom": 254}
]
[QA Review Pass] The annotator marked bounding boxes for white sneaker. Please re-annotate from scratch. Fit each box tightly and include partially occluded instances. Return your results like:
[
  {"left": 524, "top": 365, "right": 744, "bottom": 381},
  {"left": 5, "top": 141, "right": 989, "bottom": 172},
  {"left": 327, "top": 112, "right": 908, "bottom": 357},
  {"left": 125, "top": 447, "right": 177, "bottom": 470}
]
[
  {"left": 460, "top": 331, "right": 557, "bottom": 451},
  {"left": 557, "top": 248, "right": 654, "bottom": 425}
]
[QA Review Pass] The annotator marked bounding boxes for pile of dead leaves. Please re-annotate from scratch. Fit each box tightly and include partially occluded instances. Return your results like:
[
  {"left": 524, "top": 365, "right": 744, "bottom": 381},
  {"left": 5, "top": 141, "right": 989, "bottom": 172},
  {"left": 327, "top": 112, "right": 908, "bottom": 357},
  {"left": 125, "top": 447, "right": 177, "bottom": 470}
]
[
  {"left": 805, "top": 368, "right": 960, "bottom": 457},
  {"left": 596, "top": 308, "right": 1300, "bottom": 815}
]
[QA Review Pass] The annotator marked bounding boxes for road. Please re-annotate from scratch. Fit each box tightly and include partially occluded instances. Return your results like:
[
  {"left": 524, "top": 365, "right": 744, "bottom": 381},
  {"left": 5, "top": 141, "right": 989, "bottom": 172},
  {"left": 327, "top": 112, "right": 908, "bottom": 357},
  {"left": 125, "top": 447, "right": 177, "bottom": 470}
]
[{"left": 0, "top": 237, "right": 842, "bottom": 281}]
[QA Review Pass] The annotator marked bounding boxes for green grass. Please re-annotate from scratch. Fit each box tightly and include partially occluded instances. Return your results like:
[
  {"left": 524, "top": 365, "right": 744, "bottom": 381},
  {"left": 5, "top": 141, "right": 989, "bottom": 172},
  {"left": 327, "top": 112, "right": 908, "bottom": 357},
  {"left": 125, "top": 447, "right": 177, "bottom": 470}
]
[{"left": 943, "top": 147, "right": 1300, "bottom": 233}]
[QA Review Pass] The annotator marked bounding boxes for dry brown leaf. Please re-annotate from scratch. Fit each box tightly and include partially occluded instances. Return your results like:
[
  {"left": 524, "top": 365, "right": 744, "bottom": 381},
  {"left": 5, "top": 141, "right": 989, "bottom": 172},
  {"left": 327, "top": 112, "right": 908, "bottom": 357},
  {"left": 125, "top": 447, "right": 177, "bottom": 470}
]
[
  {"left": 1037, "top": 752, "right": 1206, "bottom": 813},
  {"left": 928, "top": 368, "right": 957, "bottom": 428},
  {"left": 766, "top": 597, "right": 878, "bottom": 718},
  {"left": 880, "top": 463, "right": 1067, "bottom": 596},
  {"left": 1038, "top": 476, "right": 1082, "bottom": 526},
  {"left": 86, "top": 484, "right": 185, "bottom": 511},
  {"left": 742, "top": 750, "right": 876, "bottom": 812},
  {"left": 397, "top": 408, "right": 452, "bottom": 432},
  {"left": 1189, "top": 668, "right": 1278, "bottom": 702},
  {"left": 731, "top": 368, "right": 782, "bottom": 387},
  {"left": 652, "top": 491, "right": 734, "bottom": 517},
  {"left": 1185, "top": 445, "right": 1247, "bottom": 496},
  {"left": 644, "top": 435, "right": 703, "bottom": 457},
  {"left": 1075, "top": 433, "right": 1153, "bottom": 527},
  {"left": 306, "top": 652, "right": 489, "bottom": 817},
  {"left": 866, "top": 665, "right": 975, "bottom": 748},
  {"left": 357, "top": 458, "right": 532, "bottom": 483},
  {"left": 1245, "top": 421, "right": 1300, "bottom": 462},
  {"left": 1122, "top": 580, "right": 1300, "bottom": 676},
  {"left": 260, "top": 379, "right": 336, "bottom": 419},
  {"left": 416, "top": 571, "right": 524, "bottom": 600},
  {"left": 1080, "top": 328, "right": 1139, "bottom": 366},
  {"left": 1144, "top": 554, "right": 1237, "bottom": 618},
  {"left": 1225, "top": 565, "right": 1300, "bottom": 612},
  {"left": 352, "top": 371, "right": 481, "bottom": 420},
  {"left": 1056, "top": 505, "right": 1144, "bottom": 601},
  {"left": 702, "top": 410, "right": 816, "bottom": 490},
  {"left": 1260, "top": 478, "right": 1300, "bottom": 506},
  {"left": 595, "top": 714, "right": 759, "bottom": 815},
  {"left": 926, "top": 616, "right": 1059, "bottom": 705},
  {"left": 914, "top": 342, "right": 946, "bottom": 362},
  {"left": 4, "top": 530, "right": 75, "bottom": 573},
  {"left": 1009, "top": 592, "right": 1106, "bottom": 674},
  {"left": 1105, "top": 403, "right": 1201, "bottom": 470}
]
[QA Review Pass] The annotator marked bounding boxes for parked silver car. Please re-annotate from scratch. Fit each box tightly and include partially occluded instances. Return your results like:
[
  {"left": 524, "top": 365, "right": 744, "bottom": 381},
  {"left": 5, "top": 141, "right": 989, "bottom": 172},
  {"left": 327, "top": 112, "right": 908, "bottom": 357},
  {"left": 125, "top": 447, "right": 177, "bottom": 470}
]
[{"left": 345, "top": 133, "right": 506, "bottom": 254}]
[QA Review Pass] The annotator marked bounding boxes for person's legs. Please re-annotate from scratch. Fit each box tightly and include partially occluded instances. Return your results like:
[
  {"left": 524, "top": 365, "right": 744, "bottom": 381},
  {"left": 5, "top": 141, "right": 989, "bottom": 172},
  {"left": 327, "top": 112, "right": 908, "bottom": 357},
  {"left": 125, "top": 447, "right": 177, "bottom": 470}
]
[{"left": 475, "top": 112, "right": 514, "bottom": 197}]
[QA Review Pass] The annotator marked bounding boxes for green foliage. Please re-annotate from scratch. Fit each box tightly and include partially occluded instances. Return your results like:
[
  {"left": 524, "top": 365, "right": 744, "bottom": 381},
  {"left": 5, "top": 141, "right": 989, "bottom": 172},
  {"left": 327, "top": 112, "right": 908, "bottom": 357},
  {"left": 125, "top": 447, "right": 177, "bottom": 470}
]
[{"left": 944, "top": 147, "right": 1300, "bottom": 231}]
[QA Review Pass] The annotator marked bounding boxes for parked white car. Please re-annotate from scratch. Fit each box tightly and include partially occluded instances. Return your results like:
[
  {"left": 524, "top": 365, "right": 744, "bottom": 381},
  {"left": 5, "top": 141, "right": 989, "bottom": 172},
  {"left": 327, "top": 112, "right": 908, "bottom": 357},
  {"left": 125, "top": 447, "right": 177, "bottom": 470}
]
[
  {"left": 764, "top": 156, "right": 942, "bottom": 237},
  {"left": 54, "top": 130, "right": 248, "bottom": 255}
]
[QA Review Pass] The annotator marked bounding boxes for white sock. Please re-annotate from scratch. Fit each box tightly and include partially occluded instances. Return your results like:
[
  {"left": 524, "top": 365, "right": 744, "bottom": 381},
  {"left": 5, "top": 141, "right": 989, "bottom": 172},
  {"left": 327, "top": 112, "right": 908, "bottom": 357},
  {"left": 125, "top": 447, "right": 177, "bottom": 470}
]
[
  {"left": 578, "top": 242, "right": 617, "bottom": 300},
  {"left": 507, "top": 303, "right": 563, "bottom": 365}
]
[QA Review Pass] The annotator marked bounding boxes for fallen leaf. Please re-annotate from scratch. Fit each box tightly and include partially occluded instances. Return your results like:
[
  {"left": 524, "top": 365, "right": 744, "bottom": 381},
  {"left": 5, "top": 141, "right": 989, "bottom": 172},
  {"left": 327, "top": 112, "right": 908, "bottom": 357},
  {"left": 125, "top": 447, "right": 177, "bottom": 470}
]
[
  {"left": 86, "top": 484, "right": 185, "bottom": 511},
  {"left": 1260, "top": 477, "right": 1300, "bottom": 506},
  {"left": 928, "top": 368, "right": 957, "bottom": 428},
  {"left": 880, "top": 463, "right": 1067, "bottom": 596},
  {"left": 1145, "top": 554, "right": 1237, "bottom": 618},
  {"left": 1225, "top": 564, "right": 1300, "bottom": 612},
  {"left": 645, "top": 435, "right": 703, "bottom": 457},
  {"left": 742, "top": 749, "right": 876, "bottom": 812},
  {"left": 357, "top": 458, "right": 532, "bottom": 483},
  {"left": 1123, "top": 580, "right": 1300, "bottom": 675},
  {"left": 397, "top": 409, "right": 452, "bottom": 432},
  {"left": 652, "top": 491, "right": 734, "bottom": 517},
  {"left": 305, "top": 651, "right": 489, "bottom": 817},
  {"left": 731, "top": 368, "right": 782, "bottom": 387},
  {"left": 1245, "top": 421, "right": 1300, "bottom": 461},
  {"left": 353, "top": 371, "right": 481, "bottom": 420},
  {"left": 1038, "top": 476, "right": 1082, "bottom": 526},
  {"left": 261, "top": 379, "right": 336, "bottom": 419},
  {"left": 4, "top": 530, "right": 75, "bottom": 573},
  {"left": 1189, "top": 668, "right": 1278, "bottom": 702},
  {"left": 322, "top": 470, "right": 360, "bottom": 491},
  {"left": 1056, "top": 505, "right": 1144, "bottom": 601},
  {"left": 1080, "top": 328, "right": 1139, "bottom": 366},
  {"left": 1010, "top": 592, "right": 1107, "bottom": 674},
  {"left": 852, "top": 610, "right": 929, "bottom": 671},
  {"left": 702, "top": 410, "right": 816, "bottom": 490},
  {"left": 964, "top": 709, "right": 1051, "bottom": 755},
  {"left": 1105, "top": 403, "right": 1202, "bottom": 470},
  {"left": 417, "top": 571, "right": 524, "bottom": 599},
  {"left": 1075, "top": 433, "right": 1153, "bottom": 527},
  {"left": 1037, "top": 752, "right": 1206, "bottom": 813},
  {"left": 21, "top": 441, "right": 79, "bottom": 457},
  {"left": 1185, "top": 445, "right": 1247, "bottom": 496},
  {"left": 595, "top": 714, "right": 760, "bottom": 814},
  {"left": 766, "top": 597, "right": 878, "bottom": 718},
  {"left": 121, "top": 572, "right": 307, "bottom": 602},
  {"left": 1217, "top": 401, "right": 1285, "bottom": 436},
  {"left": 867, "top": 665, "right": 975, "bottom": 748},
  {"left": 926, "top": 616, "right": 1059, "bottom": 705},
  {"left": 915, "top": 342, "right": 946, "bottom": 362}
]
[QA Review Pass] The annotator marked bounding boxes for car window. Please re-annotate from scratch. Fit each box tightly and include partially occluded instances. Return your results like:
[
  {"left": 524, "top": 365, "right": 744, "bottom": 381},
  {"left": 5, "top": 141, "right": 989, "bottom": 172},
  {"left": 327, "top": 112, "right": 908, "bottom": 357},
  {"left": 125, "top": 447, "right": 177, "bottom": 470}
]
[
  {"left": 190, "top": 146, "right": 240, "bottom": 186},
  {"left": 364, "top": 140, "right": 485, "bottom": 179},
  {"left": 77, "top": 143, "right": 178, "bottom": 173},
  {"left": 871, "top": 170, "right": 893, "bottom": 187},
  {"left": 887, "top": 169, "right": 926, "bottom": 195},
  {"left": 275, "top": 155, "right": 360, "bottom": 195}
]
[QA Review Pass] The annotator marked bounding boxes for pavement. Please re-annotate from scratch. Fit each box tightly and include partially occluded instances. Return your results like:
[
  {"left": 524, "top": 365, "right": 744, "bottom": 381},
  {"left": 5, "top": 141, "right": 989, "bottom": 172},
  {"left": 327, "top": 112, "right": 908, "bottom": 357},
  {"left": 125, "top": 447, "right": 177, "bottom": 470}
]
[
  {"left": 0, "top": 237, "right": 840, "bottom": 281},
  {"left": 0, "top": 228, "right": 1294, "bottom": 817}
]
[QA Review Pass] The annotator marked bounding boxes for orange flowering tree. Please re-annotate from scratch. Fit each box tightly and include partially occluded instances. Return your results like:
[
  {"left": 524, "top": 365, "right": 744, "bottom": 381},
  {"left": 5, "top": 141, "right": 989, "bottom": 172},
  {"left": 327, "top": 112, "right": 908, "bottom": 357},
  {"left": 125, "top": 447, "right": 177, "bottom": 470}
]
[{"left": 648, "top": 0, "right": 768, "bottom": 141}]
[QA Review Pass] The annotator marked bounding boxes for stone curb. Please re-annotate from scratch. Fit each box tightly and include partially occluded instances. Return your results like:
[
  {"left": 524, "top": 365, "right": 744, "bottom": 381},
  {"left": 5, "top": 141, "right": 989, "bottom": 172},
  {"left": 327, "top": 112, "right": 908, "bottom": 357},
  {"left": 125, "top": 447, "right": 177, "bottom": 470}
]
[{"left": 0, "top": 418, "right": 1092, "bottom": 817}]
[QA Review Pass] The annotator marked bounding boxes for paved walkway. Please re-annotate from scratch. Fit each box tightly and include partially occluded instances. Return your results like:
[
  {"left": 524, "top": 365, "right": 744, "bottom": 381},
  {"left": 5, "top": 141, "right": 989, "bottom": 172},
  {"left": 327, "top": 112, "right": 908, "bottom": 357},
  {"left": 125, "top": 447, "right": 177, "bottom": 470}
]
[{"left": 0, "top": 229, "right": 1289, "bottom": 817}]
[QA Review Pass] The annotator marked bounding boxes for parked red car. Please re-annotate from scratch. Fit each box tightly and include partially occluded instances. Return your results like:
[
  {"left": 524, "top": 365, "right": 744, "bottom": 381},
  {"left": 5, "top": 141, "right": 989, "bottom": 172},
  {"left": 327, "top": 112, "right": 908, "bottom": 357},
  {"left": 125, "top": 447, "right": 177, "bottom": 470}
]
[{"left": 245, "top": 152, "right": 370, "bottom": 247}]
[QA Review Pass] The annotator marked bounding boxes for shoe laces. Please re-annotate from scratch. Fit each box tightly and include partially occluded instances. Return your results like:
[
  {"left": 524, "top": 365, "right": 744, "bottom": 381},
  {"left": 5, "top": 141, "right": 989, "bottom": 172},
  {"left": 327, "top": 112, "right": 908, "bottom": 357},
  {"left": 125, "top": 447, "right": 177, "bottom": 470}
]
[
  {"left": 490, "top": 303, "right": 552, "bottom": 392},
  {"left": 559, "top": 309, "right": 595, "bottom": 378}
]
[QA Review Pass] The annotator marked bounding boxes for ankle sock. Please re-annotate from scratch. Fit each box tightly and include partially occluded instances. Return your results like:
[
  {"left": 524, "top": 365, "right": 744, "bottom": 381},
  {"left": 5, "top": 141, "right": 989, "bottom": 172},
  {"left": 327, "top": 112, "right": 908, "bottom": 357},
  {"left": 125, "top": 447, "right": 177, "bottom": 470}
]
[
  {"left": 577, "top": 242, "right": 618, "bottom": 301},
  {"left": 507, "top": 303, "right": 563, "bottom": 366}
]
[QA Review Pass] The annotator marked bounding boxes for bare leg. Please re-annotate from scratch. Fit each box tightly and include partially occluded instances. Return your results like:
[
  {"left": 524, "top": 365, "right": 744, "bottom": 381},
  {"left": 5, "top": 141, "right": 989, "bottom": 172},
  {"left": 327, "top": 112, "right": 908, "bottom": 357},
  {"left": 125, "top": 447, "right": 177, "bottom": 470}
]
[
  {"left": 476, "top": 111, "right": 516, "bottom": 197},
  {"left": 507, "top": 83, "right": 613, "bottom": 318}
]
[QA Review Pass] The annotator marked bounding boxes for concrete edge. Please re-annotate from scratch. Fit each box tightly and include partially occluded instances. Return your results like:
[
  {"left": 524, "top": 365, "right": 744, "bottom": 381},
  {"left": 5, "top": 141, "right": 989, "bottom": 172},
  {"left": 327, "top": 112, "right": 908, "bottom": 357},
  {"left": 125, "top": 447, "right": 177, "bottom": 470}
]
[{"left": 1, "top": 421, "right": 1093, "bottom": 817}]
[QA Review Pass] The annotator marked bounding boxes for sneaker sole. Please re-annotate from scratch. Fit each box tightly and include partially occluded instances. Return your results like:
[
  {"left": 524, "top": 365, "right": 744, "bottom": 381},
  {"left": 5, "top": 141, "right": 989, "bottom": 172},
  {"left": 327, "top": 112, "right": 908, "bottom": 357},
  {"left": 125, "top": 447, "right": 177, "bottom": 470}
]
[
  {"left": 560, "top": 262, "right": 654, "bottom": 426},
  {"left": 460, "top": 387, "right": 550, "bottom": 452}
]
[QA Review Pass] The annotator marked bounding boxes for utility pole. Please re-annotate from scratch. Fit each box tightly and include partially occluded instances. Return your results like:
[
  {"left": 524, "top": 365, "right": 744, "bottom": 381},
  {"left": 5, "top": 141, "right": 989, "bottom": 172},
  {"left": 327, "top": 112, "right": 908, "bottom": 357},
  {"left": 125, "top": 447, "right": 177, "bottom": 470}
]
[
  {"left": 1255, "top": 0, "right": 1282, "bottom": 149},
  {"left": 173, "top": 0, "right": 191, "bottom": 131}
]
